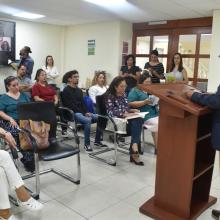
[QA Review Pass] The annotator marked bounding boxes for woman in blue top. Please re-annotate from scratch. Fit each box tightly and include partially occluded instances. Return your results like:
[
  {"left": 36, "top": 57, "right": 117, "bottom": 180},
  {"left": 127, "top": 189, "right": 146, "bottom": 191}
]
[
  {"left": 128, "top": 73, "right": 159, "bottom": 147},
  {"left": 0, "top": 76, "right": 34, "bottom": 172}
]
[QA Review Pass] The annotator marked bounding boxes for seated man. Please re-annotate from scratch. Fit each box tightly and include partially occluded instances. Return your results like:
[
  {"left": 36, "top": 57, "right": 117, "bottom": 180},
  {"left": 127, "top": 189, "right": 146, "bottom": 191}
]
[
  {"left": 17, "top": 64, "right": 32, "bottom": 98},
  {"left": 62, "top": 70, "right": 106, "bottom": 152}
]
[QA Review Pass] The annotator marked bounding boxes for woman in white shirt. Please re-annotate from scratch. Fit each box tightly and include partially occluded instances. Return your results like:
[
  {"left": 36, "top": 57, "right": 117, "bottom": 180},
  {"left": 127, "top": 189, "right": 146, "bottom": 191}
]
[
  {"left": 169, "top": 52, "right": 188, "bottom": 83},
  {"left": 88, "top": 71, "right": 108, "bottom": 104},
  {"left": 42, "top": 55, "right": 59, "bottom": 88}
]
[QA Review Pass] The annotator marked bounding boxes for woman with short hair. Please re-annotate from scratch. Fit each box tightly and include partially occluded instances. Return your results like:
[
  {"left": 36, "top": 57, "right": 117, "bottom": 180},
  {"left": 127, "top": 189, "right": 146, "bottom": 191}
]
[
  {"left": 128, "top": 73, "right": 159, "bottom": 147},
  {"left": 119, "top": 54, "right": 141, "bottom": 95},
  {"left": 0, "top": 76, "right": 34, "bottom": 172}
]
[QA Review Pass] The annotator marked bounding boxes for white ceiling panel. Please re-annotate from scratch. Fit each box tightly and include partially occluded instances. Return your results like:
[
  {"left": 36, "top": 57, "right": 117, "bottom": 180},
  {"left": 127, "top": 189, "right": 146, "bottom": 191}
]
[{"left": 0, "top": 0, "right": 218, "bottom": 25}]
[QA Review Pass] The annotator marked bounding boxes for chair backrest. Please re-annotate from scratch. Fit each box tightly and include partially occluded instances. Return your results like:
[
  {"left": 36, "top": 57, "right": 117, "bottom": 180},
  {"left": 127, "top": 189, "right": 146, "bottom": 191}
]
[
  {"left": 96, "top": 93, "right": 107, "bottom": 116},
  {"left": 83, "top": 95, "right": 94, "bottom": 113},
  {"left": 17, "top": 101, "right": 57, "bottom": 138},
  {"left": 96, "top": 94, "right": 108, "bottom": 130}
]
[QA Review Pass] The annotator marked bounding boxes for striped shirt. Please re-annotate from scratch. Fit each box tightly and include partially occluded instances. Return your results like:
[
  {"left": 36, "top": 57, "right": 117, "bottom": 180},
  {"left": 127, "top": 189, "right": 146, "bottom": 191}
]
[{"left": 144, "top": 62, "right": 165, "bottom": 83}]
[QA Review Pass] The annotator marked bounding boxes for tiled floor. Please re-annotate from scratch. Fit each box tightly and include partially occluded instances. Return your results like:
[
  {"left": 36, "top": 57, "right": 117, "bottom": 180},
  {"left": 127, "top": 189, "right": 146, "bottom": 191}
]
[{"left": 10, "top": 133, "right": 219, "bottom": 220}]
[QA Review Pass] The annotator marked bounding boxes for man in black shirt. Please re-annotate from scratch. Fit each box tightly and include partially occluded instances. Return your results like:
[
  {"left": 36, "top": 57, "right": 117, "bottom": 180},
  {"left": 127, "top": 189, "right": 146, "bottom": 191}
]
[{"left": 62, "top": 70, "right": 105, "bottom": 152}]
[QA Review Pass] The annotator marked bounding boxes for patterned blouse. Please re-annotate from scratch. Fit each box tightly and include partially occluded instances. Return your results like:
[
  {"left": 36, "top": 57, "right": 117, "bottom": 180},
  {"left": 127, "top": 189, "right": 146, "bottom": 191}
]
[{"left": 106, "top": 93, "right": 129, "bottom": 118}]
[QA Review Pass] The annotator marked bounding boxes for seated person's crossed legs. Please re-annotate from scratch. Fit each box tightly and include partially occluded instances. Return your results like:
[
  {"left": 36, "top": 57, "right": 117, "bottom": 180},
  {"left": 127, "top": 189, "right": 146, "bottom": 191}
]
[{"left": 0, "top": 150, "right": 43, "bottom": 220}]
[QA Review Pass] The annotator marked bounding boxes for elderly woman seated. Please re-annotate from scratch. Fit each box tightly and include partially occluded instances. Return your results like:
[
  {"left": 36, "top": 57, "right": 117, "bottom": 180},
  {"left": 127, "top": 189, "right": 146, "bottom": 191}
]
[
  {"left": 0, "top": 127, "right": 43, "bottom": 220},
  {"left": 128, "top": 73, "right": 159, "bottom": 147},
  {"left": 105, "top": 76, "right": 144, "bottom": 166}
]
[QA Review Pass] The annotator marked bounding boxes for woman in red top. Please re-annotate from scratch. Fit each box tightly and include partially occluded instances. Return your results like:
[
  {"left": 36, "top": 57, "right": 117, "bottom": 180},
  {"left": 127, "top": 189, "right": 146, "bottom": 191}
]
[{"left": 32, "top": 69, "right": 58, "bottom": 104}]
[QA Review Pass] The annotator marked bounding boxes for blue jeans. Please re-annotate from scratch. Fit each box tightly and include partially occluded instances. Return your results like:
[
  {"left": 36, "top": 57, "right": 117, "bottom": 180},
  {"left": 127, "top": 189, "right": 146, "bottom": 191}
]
[
  {"left": 74, "top": 113, "right": 102, "bottom": 145},
  {"left": 127, "top": 117, "right": 143, "bottom": 146}
]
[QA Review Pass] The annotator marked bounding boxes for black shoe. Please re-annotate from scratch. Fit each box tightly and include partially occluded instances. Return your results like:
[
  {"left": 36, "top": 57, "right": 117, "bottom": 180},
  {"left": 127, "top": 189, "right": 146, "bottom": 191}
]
[
  {"left": 212, "top": 209, "right": 220, "bottom": 219},
  {"left": 94, "top": 142, "right": 108, "bottom": 148},
  {"left": 118, "top": 136, "right": 125, "bottom": 142},
  {"left": 84, "top": 145, "right": 93, "bottom": 152},
  {"left": 130, "top": 155, "right": 144, "bottom": 166},
  {"left": 21, "top": 158, "right": 35, "bottom": 173}
]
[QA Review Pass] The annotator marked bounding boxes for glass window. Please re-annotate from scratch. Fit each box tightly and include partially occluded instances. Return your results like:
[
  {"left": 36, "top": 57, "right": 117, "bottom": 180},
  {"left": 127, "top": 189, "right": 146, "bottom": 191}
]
[
  {"left": 200, "top": 34, "right": 212, "bottom": 54},
  {"left": 158, "top": 57, "right": 167, "bottom": 73},
  {"left": 198, "top": 58, "right": 209, "bottom": 79},
  {"left": 136, "top": 36, "right": 150, "bottom": 54},
  {"left": 136, "top": 57, "right": 148, "bottom": 70},
  {"left": 178, "top": 35, "right": 197, "bottom": 54},
  {"left": 182, "top": 58, "right": 195, "bottom": 78},
  {"left": 153, "top": 36, "right": 168, "bottom": 54}
]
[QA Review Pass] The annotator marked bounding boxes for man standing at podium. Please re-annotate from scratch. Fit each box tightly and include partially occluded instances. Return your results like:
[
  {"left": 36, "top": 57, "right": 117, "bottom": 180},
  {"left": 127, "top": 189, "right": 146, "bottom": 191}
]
[{"left": 186, "top": 86, "right": 220, "bottom": 219}]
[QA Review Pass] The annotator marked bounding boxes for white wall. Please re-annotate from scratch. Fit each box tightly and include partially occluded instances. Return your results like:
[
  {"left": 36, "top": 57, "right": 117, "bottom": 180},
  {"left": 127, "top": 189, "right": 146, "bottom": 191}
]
[
  {"left": 208, "top": 10, "right": 220, "bottom": 92},
  {"left": 0, "top": 18, "right": 132, "bottom": 92},
  {"left": 118, "top": 21, "right": 133, "bottom": 66},
  {"left": 64, "top": 21, "right": 120, "bottom": 87},
  {"left": 0, "top": 18, "right": 64, "bottom": 93},
  {"left": 64, "top": 21, "right": 132, "bottom": 87}
]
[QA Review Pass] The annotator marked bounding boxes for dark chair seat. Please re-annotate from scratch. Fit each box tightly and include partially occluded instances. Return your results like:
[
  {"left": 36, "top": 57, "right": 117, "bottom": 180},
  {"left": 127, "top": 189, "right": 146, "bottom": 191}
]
[
  {"left": 40, "top": 140, "right": 80, "bottom": 161},
  {"left": 17, "top": 101, "right": 81, "bottom": 199}
]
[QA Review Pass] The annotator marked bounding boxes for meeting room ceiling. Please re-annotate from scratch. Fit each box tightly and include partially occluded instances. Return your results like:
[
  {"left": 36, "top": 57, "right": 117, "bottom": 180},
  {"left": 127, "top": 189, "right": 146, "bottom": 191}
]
[{"left": 0, "top": 0, "right": 220, "bottom": 25}]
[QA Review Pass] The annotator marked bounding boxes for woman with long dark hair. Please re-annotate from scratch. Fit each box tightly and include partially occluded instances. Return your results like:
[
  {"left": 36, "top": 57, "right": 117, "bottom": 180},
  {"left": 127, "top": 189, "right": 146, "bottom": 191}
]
[
  {"left": 105, "top": 76, "right": 144, "bottom": 166},
  {"left": 169, "top": 52, "right": 188, "bottom": 83},
  {"left": 119, "top": 54, "right": 141, "bottom": 95},
  {"left": 144, "top": 49, "right": 165, "bottom": 83},
  {"left": 32, "top": 69, "right": 58, "bottom": 104}
]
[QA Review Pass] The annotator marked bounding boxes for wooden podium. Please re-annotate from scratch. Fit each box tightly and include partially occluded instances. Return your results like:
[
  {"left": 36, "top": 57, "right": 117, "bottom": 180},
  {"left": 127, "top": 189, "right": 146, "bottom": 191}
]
[{"left": 139, "top": 83, "right": 217, "bottom": 220}]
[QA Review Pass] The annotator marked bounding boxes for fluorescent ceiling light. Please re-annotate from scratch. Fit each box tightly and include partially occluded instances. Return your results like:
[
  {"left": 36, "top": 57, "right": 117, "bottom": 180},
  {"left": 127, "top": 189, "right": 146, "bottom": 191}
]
[
  {"left": 83, "top": 0, "right": 126, "bottom": 6},
  {"left": 13, "top": 12, "right": 45, "bottom": 19}
]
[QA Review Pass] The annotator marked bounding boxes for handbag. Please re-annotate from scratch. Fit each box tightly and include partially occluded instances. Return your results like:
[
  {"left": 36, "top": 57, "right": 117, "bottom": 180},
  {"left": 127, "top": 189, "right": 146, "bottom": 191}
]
[
  {"left": 106, "top": 117, "right": 127, "bottom": 134},
  {"left": 19, "top": 120, "right": 50, "bottom": 150}
]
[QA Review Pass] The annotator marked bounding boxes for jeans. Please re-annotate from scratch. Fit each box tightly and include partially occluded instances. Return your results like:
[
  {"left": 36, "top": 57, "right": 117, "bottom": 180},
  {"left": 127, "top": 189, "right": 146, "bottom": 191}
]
[
  {"left": 74, "top": 113, "right": 102, "bottom": 145},
  {"left": 127, "top": 118, "right": 143, "bottom": 152}
]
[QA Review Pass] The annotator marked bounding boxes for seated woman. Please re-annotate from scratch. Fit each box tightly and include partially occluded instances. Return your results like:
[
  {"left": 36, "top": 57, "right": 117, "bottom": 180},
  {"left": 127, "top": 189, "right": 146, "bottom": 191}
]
[
  {"left": 105, "top": 76, "right": 144, "bottom": 166},
  {"left": 128, "top": 73, "right": 159, "bottom": 147},
  {"left": 32, "top": 69, "right": 58, "bottom": 105},
  {"left": 168, "top": 52, "right": 188, "bottom": 83},
  {"left": 88, "top": 71, "right": 108, "bottom": 104},
  {"left": 0, "top": 76, "right": 34, "bottom": 172},
  {"left": 0, "top": 127, "right": 43, "bottom": 220}
]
